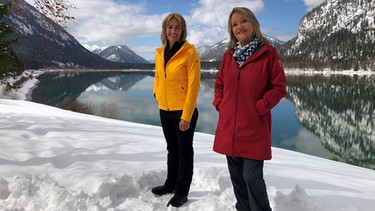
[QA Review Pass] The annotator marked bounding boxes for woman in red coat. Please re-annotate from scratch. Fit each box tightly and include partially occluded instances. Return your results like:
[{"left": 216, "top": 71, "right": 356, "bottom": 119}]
[{"left": 212, "top": 7, "right": 287, "bottom": 211}]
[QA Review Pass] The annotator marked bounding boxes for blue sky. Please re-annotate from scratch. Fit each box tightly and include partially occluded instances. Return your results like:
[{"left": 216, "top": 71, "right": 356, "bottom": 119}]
[{"left": 26, "top": 0, "right": 325, "bottom": 60}]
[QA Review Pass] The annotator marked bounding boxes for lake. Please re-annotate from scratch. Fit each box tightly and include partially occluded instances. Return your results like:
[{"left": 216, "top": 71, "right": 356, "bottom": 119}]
[{"left": 30, "top": 70, "right": 375, "bottom": 170}]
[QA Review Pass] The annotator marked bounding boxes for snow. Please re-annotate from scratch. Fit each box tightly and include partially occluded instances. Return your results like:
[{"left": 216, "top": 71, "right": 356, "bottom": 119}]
[{"left": 1, "top": 71, "right": 375, "bottom": 210}]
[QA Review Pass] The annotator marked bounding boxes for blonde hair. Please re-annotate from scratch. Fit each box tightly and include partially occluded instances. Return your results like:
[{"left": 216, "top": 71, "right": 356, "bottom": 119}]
[
  {"left": 160, "top": 13, "right": 187, "bottom": 45},
  {"left": 226, "top": 7, "right": 269, "bottom": 52}
]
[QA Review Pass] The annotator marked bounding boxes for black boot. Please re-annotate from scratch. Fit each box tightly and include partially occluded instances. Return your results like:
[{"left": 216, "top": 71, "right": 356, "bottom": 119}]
[
  {"left": 151, "top": 185, "right": 174, "bottom": 195},
  {"left": 167, "top": 194, "right": 188, "bottom": 207}
]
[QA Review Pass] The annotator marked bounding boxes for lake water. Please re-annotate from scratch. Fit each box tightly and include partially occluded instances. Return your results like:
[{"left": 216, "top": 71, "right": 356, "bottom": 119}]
[{"left": 30, "top": 70, "right": 375, "bottom": 170}]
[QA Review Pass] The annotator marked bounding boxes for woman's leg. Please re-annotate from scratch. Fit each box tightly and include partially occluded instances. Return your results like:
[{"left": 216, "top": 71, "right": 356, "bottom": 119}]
[
  {"left": 159, "top": 108, "right": 198, "bottom": 195},
  {"left": 227, "top": 156, "right": 251, "bottom": 210},
  {"left": 242, "top": 158, "right": 272, "bottom": 211},
  {"left": 174, "top": 108, "right": 198, "bottom": 196},
  {"left": 227, "top": 157, "right": 272, "bottom": 211},
  {"left": 159, "top": 109, "right": 179, "bottom": 188}
]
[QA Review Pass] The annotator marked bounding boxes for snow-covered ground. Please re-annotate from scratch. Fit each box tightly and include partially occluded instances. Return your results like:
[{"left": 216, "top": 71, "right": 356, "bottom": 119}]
[{"left": 0, "top": 70, "right": 374, "bottom": 211}]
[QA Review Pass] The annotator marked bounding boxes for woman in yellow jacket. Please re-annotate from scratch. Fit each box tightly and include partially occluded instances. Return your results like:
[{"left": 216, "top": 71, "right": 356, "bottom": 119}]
[{"left": 152, "top": 13, "right": 201, "bottom": 208}]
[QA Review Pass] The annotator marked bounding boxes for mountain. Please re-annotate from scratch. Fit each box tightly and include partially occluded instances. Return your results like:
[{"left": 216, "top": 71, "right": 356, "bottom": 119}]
[
  {"left": 278, "top": 0, "right": 375, "bottom": 71},
  {"left": 196, "top": 45, "right": 211, "bottom": 58},
  {"left": 5, "top": 0, "right": 373, "bottom": 71},
  {"left": 199, "top": 36, "right": 285, "bottom": 62},
  {"left": 199, "top": 38, "right": 229, "bottom": 62},
  {"left": 0, "top": 0, "right": 123, "bottom": 69},
  {"left": 94, "top": 45, "right": 150, "bottom": 64}
]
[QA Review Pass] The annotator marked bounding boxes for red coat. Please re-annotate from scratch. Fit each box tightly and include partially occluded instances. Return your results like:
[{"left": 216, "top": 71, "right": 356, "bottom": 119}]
[{"left": 212, "top": 44, "right": 287, "bottom": 160}]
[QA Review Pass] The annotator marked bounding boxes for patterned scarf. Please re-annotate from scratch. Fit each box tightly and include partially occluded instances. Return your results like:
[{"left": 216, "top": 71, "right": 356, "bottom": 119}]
[{"left": 233, "top": 39, "right": 259, "bottom": 67}]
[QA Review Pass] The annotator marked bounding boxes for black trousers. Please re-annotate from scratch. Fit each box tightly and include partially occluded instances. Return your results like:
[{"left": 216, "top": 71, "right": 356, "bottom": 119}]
[
  {"left": 227, "top": 156, "right": 272, "bottom": 211},
  {"left": 160, "top": 108, "right": 198, "bottom": 196}
]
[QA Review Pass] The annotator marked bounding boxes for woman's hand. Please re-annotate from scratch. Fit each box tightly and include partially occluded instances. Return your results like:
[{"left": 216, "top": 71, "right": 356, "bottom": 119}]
[{"left": 179, "top": 119, "right": 190, "bottom": 131}]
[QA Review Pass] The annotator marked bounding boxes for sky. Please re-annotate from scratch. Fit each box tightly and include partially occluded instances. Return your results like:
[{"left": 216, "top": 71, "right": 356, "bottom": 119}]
[
  {"left": 1, "top": 70, "right": 375, "bottom": 210},
  {"left": 25, "top": 0, "right": 325, "bottom": 60}
]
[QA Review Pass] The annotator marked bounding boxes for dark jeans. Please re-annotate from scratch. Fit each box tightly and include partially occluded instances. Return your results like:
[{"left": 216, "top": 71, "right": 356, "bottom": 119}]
[
  {"left": 227, "top": 156, "right": 272, "bottom": 211},
  {"left": 160, "top": 108, "right": 198, "bottom": 196}
]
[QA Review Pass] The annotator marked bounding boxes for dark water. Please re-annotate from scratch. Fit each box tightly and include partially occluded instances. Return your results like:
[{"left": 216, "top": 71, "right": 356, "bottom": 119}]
[{"left": 31, "top": 70, "right": 375, "bottom": 170}]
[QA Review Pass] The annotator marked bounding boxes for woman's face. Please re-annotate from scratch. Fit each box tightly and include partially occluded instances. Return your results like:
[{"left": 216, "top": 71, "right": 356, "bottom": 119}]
[
  {"left": 231, "top": 12, "right": 254, "bottom": 46},
  {"left": 166, "top": 18, "right": 182, "bottom": 46}
]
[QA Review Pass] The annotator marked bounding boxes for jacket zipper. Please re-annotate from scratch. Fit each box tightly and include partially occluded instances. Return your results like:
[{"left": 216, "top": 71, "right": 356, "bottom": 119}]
[
  {"left": 164, "top": 67, "right": 170, "bottom": 111},
  {"left": 163, "top": 56, "right": 169, "bottom": 111},
  {"left": 162, "top": 44, "right": 185, "bottom": 111},
  {"left": 232, "top": 66, "right": 241, "bottom": 156}
]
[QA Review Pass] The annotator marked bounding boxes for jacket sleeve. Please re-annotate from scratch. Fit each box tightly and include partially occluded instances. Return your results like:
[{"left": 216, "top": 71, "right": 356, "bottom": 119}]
[
  {"left": 181, "top": 47, "right": 201, "bottom": 122},
  {"left": 255, "top": 47, "right": 287, "bottom": 116},
  {"left": 152, "top": 53, "right": 159, "bottom": 99}
]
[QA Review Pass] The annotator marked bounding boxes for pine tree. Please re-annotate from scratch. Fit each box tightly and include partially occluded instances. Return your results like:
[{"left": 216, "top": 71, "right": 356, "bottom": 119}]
[{"left": 0, "top": 2, "right": 23, "bottom": 77}]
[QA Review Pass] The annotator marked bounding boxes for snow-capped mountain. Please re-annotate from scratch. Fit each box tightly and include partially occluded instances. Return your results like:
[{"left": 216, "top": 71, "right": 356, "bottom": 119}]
[
  {"left": 199, "top": 36, "right": 284, "bottom": 62},
  {"left": 199, "top": 37, "right": 229, "bottom": 62},
  {"left": 82, "top": 44, "right": 106, "bottom": 55},
  {"left": 3, "top": 0, "right": 374, "bottom": 71},
  {"left": 0, "top": 0, "right": 122, "bottom": 69},
  {"left": 94, "top": 45, "right": 149, "bottom": 64},
  {"left": 196, "top": 45, "right": 211, "bottom": 57},
  {"left": 278, "top": 0, "right": 375, "bottom": 71}
]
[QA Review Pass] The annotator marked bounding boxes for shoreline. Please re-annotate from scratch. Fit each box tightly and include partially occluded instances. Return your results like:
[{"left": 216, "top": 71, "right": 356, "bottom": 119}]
[
  {"left": 42, "top": 67, "right": 375, "bottom": 76},
  {"left": 1, "top": 68, "right": 374, "bottom": 100},
  {"left": 283, "top": 68, "right": 375, "bottom": 76}
]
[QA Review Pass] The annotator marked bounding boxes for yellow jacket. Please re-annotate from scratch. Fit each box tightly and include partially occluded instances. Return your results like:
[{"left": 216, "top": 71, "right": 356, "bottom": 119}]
[{"left": 153, "top": 41, "right": 201, "bottom": 122}]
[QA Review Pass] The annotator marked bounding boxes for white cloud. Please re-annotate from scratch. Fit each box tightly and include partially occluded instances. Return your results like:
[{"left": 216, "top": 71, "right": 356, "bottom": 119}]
[
  {"left": 187, "top": 0, "right": 265, "bottom": 45},
  {"left": 26, "top": 0, "right": 266, "bottom": 48},
  {"left": 65, "top": 0, "right": 163, "bottom": 44},
  {"left": 24, "top": 0, "right": 307, "bottom": 59},
  {"left": 190, "top": 0, "right": 264, "bottom": 26},
  {"left": 274, "top": 32, "right": 298, "bottom": 42},
  {"left": 131, "top": 45, "right": 158, "bottom": 53},
  {"left": 303, "top": 0, "right": 325, "bottom": 11}
]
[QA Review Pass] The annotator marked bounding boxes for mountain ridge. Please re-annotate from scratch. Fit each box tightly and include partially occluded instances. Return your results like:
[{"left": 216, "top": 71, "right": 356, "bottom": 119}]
[
  {"left": 0, "top": 0, "right": 143, "bottom": 69},
  {"left": 2, "top": 0, "right": 375, "bottom": 71},
  {"left": 94, "top": 45, "right": 150, "bottom": 64},
  {"left": 278, "top": 0, "right": 375, "bottom": 71}
]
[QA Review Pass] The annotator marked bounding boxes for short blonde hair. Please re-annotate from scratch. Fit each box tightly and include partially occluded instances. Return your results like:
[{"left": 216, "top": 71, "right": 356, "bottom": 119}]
[
  {"left": 226, "top": 7, "right": 269, "bottom": 51},
  {"left": 160, "top": 13, "right": 187, "bottom": 45}
]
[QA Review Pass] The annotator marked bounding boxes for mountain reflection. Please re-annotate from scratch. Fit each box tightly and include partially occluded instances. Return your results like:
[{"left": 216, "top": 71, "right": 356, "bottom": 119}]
[
  {"left": 31, "top": 71, "right": 148, "bottom": 107},
  {"left": 286, "top": 74, "right": 375, "bottom": 169},
  {"left": 31, "top": 70, "right": 375, "bottom": 170}
]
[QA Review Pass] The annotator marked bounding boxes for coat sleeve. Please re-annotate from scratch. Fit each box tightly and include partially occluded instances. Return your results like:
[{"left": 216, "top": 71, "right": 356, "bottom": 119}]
[
  {"left": 255, "top": 47, "right": 287, "bottom": 116},
  {"left": 181, "top": 47, "right": 201, "bottom": 122},
  {"left": 152, "top": 53, "right": 159, "bottom": 99}
]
